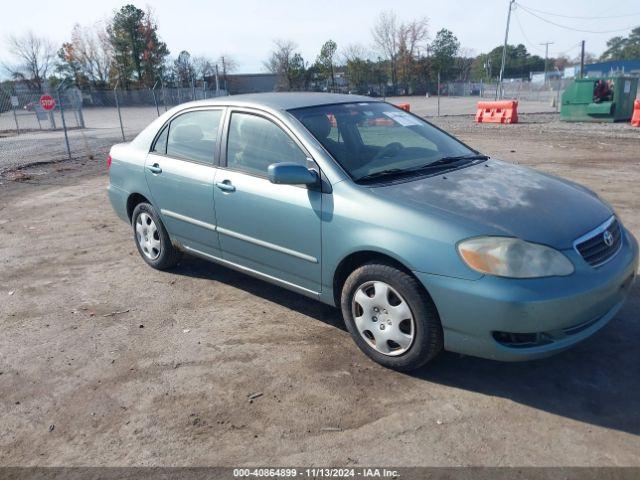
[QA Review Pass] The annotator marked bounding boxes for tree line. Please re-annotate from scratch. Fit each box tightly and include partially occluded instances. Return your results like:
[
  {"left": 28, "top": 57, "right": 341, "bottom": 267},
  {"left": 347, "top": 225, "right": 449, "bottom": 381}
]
[
  {"left": 259, "top": 13, "right": 638, "bottom": 94},
  {"left": 2, "top": 4, "right": 237, "bottom": 92},
  {"left": 2, "top": 5, "right": 639, "bottom": 94}
]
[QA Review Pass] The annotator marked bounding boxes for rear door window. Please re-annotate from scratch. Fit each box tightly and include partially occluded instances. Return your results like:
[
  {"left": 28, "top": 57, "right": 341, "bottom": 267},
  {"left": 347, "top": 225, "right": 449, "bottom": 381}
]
[{"left": 166, "top": 110, "right": 222, "bottom": 164}]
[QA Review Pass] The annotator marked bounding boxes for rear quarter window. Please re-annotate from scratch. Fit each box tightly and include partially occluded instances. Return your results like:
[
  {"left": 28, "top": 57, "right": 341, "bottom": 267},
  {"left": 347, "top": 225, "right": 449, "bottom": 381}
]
[{"left": 152, "top": 126, "right": 168, "bottom": 154}]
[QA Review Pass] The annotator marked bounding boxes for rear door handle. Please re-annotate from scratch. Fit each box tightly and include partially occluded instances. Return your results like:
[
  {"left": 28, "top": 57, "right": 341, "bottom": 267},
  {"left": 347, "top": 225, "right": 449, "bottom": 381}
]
[
  {"left": 146, "top": 163, "right": 162, "bottom": 174},
  {"left": 215, "top": 180, "right": 236, "bottom": 192}
]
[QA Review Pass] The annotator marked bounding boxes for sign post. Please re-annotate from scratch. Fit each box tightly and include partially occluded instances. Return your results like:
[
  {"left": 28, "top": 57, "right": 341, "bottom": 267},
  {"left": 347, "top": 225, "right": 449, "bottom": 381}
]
[
  {"left": 54, "top": 88, "right": 72, "bottom": 161},
  {"left": 10, "top": 96, "right": 20, "bottom": 134}
]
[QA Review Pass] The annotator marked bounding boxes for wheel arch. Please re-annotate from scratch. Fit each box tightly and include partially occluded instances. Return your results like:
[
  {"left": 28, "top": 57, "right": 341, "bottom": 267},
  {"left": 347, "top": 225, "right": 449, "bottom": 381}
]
[
  {"left": 331, "top": 250, "right": 430, "bottom": 307},
  {"left": 126, "top": 193, "right": 152, "bottom": 222}
]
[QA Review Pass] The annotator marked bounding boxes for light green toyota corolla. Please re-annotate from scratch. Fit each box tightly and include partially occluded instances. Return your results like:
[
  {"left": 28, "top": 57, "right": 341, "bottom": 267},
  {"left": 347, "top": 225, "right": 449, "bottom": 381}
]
[{"left": 108, "top": 93, "right": 638, "bottom": 371}]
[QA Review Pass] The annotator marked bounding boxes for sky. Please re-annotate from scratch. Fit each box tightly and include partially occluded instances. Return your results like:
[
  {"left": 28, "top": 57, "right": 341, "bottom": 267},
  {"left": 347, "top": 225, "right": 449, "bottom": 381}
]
[{"left": 1, "top": 0, "right": 639, "bottom": 74}]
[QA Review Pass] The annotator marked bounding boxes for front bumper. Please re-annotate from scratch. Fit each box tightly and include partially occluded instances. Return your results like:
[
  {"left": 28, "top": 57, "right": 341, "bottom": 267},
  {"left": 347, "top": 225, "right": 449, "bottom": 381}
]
[{"left": 415, "top": 228, "right": 638, "bottom": 361}]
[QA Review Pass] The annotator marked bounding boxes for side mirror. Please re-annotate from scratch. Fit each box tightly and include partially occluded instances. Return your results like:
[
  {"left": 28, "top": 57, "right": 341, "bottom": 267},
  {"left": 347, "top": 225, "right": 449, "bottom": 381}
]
[{"left": 267, "top": 162, "right": 318, "bottom": 185}]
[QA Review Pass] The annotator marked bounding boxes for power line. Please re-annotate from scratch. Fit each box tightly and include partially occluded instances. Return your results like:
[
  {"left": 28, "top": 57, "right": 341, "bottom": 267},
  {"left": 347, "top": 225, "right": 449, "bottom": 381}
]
[
  {"left": 553, "top": 42, "right": 583, "bottom": 58},
  {"left": 515, "top": 3, "right": 640, "bottom": 20},
  {"left": 513, "top": 11, "right": 582, "bottom": 58},
  {"left": 516, "top": 3, "right": 639, "bottom": 34},
  {"left": 513, "top": 11, "right": 547, "bottom": 53}
]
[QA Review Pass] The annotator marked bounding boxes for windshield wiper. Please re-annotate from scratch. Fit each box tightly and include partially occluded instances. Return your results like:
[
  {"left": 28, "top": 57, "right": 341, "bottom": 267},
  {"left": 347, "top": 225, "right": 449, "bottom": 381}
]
[
  {"left": 420, "top": 154, "right": 489, "bottom": 169},
  {"left": 355, "top": 154, "right": 489, "bottom": 183},
  {"left": 355, "top": 168, "right": 407, "bottom": 183}
]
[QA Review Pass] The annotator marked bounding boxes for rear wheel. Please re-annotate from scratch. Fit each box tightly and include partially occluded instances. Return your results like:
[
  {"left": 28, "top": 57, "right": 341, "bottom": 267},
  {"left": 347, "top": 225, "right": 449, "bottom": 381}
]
[
  {"left": 341, "top": 262, "right": 443, "bottom": 371},
  {"left": 132, "top": 202, "right": 180, "bottom": 270}
]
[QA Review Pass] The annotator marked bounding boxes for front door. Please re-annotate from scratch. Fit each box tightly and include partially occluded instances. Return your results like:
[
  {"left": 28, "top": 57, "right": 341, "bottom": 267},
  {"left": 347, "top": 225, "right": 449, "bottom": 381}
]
[
  {"left": 213, "top": 110, "right": 322, "bottom": 293},
  {"left": 145, "top": 108, "right": 224, "bottom": 256}
]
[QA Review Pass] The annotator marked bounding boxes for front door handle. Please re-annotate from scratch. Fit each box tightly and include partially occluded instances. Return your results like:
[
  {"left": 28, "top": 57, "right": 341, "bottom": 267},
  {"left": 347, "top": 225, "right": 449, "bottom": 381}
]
[
  {"left": 146, "top": 163, "right": 162, "bottom": 174},
  {"left": 215, "top": 180, "right": 236, "bottom": 192}
]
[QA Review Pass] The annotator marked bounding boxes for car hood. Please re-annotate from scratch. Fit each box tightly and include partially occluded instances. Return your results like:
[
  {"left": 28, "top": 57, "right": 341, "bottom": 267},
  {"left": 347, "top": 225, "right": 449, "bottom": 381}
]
[{"left": 373, "top": 159, "right": 613, "bottom": 250}]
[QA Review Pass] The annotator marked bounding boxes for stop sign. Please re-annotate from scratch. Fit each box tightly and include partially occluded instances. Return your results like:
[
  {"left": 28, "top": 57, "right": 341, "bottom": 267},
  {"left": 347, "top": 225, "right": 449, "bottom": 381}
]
[{"left": 40, "top": 94, "right": 56, "bottom": 111}]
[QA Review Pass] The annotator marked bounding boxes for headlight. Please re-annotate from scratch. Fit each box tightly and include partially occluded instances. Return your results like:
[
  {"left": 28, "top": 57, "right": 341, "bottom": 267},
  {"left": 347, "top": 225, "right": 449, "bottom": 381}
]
[{"left": 458, "top": 237, "right": 574, "bottom": 278}]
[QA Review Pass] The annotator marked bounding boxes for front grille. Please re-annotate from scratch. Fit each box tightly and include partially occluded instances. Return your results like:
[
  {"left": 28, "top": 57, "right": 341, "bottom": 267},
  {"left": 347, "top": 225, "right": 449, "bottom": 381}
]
[{"left": 575, "top": 217, "right": 622, "bottom": 267}]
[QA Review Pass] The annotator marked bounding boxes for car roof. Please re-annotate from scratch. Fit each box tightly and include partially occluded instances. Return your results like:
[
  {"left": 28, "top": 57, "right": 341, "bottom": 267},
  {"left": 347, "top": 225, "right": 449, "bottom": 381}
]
[{"left": 181, "top": 92, "right": 381, "bottom": 111}]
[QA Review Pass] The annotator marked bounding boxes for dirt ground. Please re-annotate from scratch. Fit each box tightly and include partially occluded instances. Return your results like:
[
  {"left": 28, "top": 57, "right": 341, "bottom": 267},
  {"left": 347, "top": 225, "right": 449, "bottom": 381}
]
[{"left": 1, "top": 113, "right": 639, "bottom": 467}]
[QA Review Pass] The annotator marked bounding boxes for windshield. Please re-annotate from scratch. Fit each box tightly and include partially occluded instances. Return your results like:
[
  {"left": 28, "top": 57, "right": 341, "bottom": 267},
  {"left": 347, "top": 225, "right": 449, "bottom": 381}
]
[{"left": 289, "top": 102, "right": 477, "bottom": 182}]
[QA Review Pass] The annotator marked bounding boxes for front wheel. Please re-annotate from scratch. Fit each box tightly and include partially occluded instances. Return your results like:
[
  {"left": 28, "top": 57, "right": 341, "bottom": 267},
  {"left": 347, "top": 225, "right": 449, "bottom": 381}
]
[
  {"left": 131, "top": 202, "right": 180, "bottom": 270},
  {"left": 341, "top": 263, "right": 443, "bottom": 371}
]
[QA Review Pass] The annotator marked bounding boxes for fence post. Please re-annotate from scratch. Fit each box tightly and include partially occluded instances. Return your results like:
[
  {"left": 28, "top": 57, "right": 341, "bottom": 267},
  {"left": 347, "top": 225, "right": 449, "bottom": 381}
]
[
  {"left": 114, "top": 81, "right": 125, "bottom": 142},
  {"left": 437, "top": 71, "right": 441, "bottom": 117},
  {"left": 161, "top": 81, "right": 168, "bottom": 112},
  {"left": 151, "top": 81, "right": 160, "bottom": 116},
  {"left": 10, "top": 100, "right": 20, "bottom": 135},
  {"left": 75, "top": 89, "right": 85, "bottom": 128},
  {"left": 56, "top": 84, "right": 72, "bottom": 161},
  {"left": 191, "top": 76, "right": 196, "bottom": 101},
  {"left": 203, "top": 80, "right": 207, "bottom": 100}
]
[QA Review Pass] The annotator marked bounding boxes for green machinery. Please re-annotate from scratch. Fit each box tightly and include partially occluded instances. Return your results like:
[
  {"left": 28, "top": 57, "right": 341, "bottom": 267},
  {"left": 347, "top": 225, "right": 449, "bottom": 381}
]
[{"left": 560, "top": 77, "right": 638, "bottom": 122}]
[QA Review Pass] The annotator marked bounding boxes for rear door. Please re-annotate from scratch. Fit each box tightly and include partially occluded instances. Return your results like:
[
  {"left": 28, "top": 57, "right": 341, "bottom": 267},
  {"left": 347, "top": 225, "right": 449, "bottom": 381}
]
[
  {"left": 145, "top": 108, "right": 224, "bottom": 256},
  {"left": 213, "top": 109, "right": 322, "bottom": 294}
]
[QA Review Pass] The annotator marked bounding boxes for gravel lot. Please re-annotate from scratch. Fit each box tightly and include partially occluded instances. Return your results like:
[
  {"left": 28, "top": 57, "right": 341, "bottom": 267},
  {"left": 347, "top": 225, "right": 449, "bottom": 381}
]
[{"left": 1, "top": 111, "right": 639, "bottom": 466}]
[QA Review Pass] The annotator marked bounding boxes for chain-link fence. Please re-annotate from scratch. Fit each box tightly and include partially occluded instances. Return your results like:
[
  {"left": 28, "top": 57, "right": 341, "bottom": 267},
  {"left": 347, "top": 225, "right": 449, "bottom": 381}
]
[
  {"left": 0, "top": 83, "right": 230, "bottom": 173},
  {"left": 432, "top": 78, "right": 568, "bottom": 103},
  {"left": 0, "top": 86, "right": 85, "bottom": 133},
  {"left": 0, "top": 78, "right": 574, "bottom": 174}
]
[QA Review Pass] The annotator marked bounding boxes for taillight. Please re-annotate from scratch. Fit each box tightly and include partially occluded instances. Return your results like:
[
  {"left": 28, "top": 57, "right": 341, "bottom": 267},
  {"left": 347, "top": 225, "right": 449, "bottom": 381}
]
[{"left": 107, "top": 154, "right": 112, "bottom": 169}]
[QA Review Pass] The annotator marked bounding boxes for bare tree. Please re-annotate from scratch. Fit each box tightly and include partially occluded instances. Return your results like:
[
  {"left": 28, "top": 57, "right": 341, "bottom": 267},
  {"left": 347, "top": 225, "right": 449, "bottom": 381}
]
[
  {"left": 218, "top": 54, "right": 238, "bottom": 76},
  {"left": 59, "top": 23, "right": 112, "bottom": 86},
  {"left": 341, "top": 43, "right": 371, "bottom": 64},
  {"left": 4, "top": 31, "right": 56, "bottom": 90},
  {"left": 193, "top": 55, "right": 216, "bottom": 79},
  {"left": 217, "top": 54, "right": 238, "bottom": 91},
  {"left": 264, "top": 39, "right": 306, "bottom": 91},
  {"left": 341, "top": 43, "right": 373, "bottom": 91},
  {"left": 397, "top": 17, "right": 428, "bottom": 90},
  {"left": 455, "top": 47, "right": 475, "bottom": 82},
  {"left": 399, "top": 17, "right": 429, "bottom": 59},
  {"left": 371, "top": 11, "right": 399, "bottom": 89},
  {"left": 372, "top": 11, "right": 428, "bottom": 93}
]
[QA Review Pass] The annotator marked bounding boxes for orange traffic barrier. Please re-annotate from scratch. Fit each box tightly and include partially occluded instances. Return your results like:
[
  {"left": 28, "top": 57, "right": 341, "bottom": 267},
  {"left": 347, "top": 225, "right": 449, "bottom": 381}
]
[
  {"left": 631, "top": 100, "right": 640, "bottom": 127},
  {"left": 475, "top": 100, "right": 518, "bottom": 124},
  {"left": 396, "top": 103, "right": 411, "bottom": 112}
]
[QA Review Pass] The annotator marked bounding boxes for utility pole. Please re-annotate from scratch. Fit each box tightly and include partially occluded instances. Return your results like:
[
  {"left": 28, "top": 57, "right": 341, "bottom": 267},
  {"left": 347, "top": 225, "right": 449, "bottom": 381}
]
[
  {"left": 539, "top": 41, "right": 554, "bottom": 86},
  {"left": 580, "top": 40, "right": 586, "bottom": 78},
  {"left": 498, "top": 0, "right": 516, "bottom": 99},
  {"left": 215, "top": 64, "right": 220, "bottom": 95}
]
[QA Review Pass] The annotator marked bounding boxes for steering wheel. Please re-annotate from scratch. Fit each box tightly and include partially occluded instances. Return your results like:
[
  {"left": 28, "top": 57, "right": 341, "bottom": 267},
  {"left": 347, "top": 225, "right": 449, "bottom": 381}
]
[{"left": 372, "top": 142, "right": 404, "bottom": 161}]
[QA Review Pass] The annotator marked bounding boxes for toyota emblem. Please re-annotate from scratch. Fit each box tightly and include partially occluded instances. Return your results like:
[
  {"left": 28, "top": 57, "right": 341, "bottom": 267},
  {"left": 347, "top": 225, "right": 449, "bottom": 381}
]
[{"left": 603, "top": 230, "right": 614, "bottom": 247}]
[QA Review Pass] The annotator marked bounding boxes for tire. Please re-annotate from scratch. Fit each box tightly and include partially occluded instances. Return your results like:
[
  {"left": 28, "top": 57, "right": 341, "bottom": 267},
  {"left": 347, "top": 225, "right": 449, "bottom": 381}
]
[
  {"left": 341, "top": 262, "right": 443, "bottom": 371},
  {"left": 131, "top": 202, "right": 180, "bottom": 270}
]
